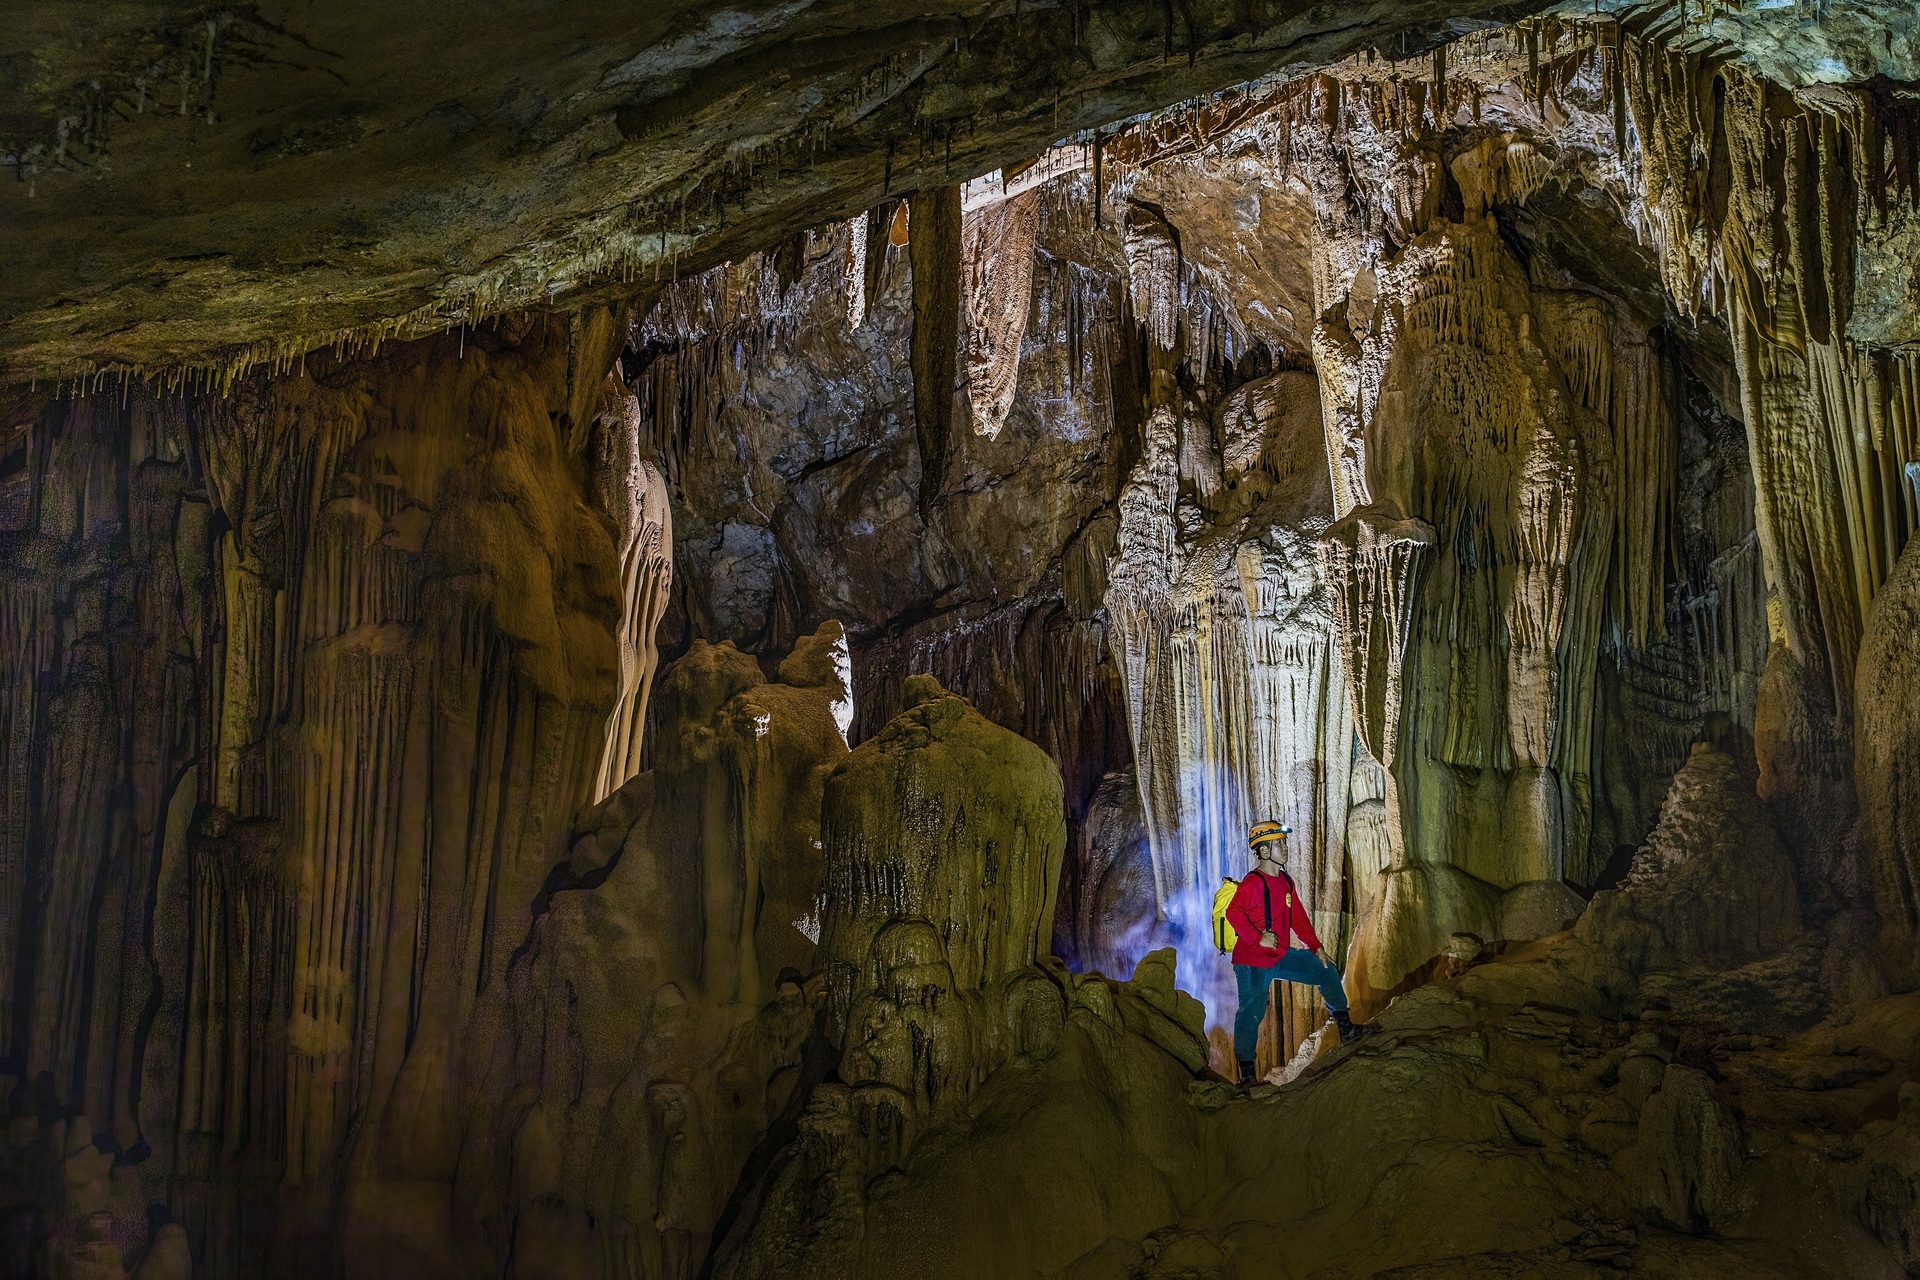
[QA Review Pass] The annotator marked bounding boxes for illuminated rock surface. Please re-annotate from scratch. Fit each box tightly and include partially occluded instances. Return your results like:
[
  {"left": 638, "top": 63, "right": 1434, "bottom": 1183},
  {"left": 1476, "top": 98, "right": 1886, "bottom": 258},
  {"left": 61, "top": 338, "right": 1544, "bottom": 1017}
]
[{"left": 2, "top": 5, "right": 1919, "bottom": 1277}]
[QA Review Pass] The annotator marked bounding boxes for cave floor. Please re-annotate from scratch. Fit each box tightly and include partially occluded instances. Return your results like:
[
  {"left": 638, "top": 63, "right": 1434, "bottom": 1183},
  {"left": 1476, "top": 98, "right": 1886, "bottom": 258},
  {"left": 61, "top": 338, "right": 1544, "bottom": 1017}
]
[{"left": 907, "top": 931, "right": 1920, "bottom": 1280}]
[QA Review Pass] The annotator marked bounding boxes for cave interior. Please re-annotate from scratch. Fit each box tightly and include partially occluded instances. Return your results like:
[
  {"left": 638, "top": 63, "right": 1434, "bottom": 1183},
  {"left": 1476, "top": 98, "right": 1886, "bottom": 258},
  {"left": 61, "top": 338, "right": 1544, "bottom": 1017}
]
[{"left": 4, "top": 2, "right": 1920, "bottom": 1277}]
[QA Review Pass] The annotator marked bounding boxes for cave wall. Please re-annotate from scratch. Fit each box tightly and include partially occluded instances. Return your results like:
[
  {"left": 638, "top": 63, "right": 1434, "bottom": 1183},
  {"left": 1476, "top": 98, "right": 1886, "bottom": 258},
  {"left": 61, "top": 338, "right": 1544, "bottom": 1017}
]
[
  {"left": 615, "top": 179, "right": 1147, "bottom": 984},
  {"left": 1588, "top": 359, "right": 1767, "bottom": 879},
  {"left": 626, "top": 176, "right": 1136, "bottom": 658},
  {"left": 0, "top": 153, "right": 1166, "bottom": 1276},
  {"left": 2, "top": 12, "right": 1918, "bottom": 1279},
  {"left": 1580, "top": 23, "right": 1920, "bottom": 969},
  {"left": 575, "top": 14, "right": 1920, "bottom": 1043},
  {"left": 1, "top": 316, "right": 648, "bottom": 1276},
  {"left": 1083, "top": 21, "right": 1920, "bottom": 1004}
]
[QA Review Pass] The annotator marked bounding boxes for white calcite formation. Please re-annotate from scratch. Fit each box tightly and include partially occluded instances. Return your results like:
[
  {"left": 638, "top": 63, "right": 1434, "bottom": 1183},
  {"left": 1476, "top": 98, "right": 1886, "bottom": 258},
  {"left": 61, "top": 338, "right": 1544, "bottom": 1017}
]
[
  {"left": 1104, "top": 195, "right": 1355, "bottom": 1060},
  {"left": 1091, "top": 23, "right": 1920, "bottom": 1012},
  {"left": 591, "top": 381, "right": 675, "bottom": 802}
]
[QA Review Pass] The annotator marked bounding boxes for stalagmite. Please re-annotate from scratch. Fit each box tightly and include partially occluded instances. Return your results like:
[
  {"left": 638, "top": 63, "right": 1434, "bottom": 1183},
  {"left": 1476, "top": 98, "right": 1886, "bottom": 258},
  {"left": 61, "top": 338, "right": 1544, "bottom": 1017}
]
[
  {"left": 1123, "top": 202, "right": 1184, "bottom": 408},
  {"left": 489, "top": 623, "right": 850, "bottom": 1274},
  {"left": 1600, "top": 742, "right": 1801, "bottom": 968},
  {"left": 819, "top": 674, "right": 1064, "bottom": 1030},
  {"left": 730, "top": 675, "right": 1220, "bottom": 1276},
  {"left": 135, "top": 1219, "right": 194, "bottom": 1280},
  {"left": 1856, "top": 535, "right": 1920, "bottom": 988}
]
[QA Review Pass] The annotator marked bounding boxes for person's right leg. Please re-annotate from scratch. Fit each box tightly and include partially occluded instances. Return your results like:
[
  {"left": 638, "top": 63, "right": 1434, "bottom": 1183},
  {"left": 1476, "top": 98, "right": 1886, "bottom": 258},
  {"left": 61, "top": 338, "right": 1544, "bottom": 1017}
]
[{"left": 1232, "top": 964, "right": 1271, "bottom": 1067}]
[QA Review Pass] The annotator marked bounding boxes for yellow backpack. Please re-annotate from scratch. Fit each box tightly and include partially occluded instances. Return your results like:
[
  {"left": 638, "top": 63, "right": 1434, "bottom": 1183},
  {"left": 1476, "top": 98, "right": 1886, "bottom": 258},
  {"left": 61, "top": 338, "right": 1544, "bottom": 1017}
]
[
  {"left": 1211, "top": 878, "right": 1240, "bottom": 953},
  {"left": 1213, "top": 871, "right": 1295, "bottom": 953}
]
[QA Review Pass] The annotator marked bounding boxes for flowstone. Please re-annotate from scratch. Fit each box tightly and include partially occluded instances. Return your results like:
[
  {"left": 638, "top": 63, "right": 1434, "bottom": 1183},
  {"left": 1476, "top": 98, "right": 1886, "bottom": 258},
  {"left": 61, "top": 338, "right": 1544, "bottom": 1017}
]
[
  {"left": 490, "top": 623, "right": 853, "bottom": 1278},
  {"left": 721, "top": 677, "right": 1224, "bottom": 1277}
]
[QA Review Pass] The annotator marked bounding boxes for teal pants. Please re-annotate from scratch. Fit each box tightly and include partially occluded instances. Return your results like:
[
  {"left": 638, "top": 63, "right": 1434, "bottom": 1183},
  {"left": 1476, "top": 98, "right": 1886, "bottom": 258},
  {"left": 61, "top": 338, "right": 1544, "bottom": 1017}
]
[{"left": 1233, "top": 951, "right": 1347, "bottom": 1060}]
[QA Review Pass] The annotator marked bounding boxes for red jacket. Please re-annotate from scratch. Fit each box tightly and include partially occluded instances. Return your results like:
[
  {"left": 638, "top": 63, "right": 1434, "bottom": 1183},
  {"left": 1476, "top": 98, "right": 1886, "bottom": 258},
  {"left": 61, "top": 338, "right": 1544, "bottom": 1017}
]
[{"left": 1226, "top": 869, "right": 1322, "bottom": 966}]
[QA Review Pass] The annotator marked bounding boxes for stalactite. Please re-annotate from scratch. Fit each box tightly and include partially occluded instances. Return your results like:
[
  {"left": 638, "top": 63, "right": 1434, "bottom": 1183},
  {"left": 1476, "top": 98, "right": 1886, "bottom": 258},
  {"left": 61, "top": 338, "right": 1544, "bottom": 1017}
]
[
  {"left": 908, "top": 185, "right": 964, "bottom": 511},
  {"left": 1622, "top": 35, "right": 1920, "bottom": 706},
  {"left": 1123, "top": 202, "right": 1183, "bottom": 405},
  {"left": 632, "top": 340, "right": 724, "bottom": 491},
  {"left": 843, "top": 213, "right": 868, "bottom": 331},
  {"left": 0, "top": 394, "right": 209, "bottom": 1165},
  {"left": 1239, "top": 66, "right": 1640, "bottom": 987},
  {"left": 1312, "top": 308, "right": 1370, "bottom": 519},
  {"left": 1320, "top": 511, "right": 1432, "bottom": 863},
  {"left": 175, "top": 811, "right": 293, "bottom": 1161},
  {"left": 0, "top": 575, "right": 56, "bottom": 1061},
  {"left": 285, "top": 628, "right": 416, "bottom": 1184},
  {"left": 962, "top": 189, "right": 1040, "bottom": 441},
  {"left": 592, "top": 389, "right": 674, "bottom": 802},
  {"left": 630, "top": 254, "right": 828, "bottom": 488}
]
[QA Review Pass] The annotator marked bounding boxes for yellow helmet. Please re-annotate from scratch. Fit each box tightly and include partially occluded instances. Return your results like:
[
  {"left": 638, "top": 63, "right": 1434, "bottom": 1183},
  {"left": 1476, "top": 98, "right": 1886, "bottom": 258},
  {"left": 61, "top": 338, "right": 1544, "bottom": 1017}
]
[{"left": 1248, "top": 819, "right": 1291, "bottom": 850}]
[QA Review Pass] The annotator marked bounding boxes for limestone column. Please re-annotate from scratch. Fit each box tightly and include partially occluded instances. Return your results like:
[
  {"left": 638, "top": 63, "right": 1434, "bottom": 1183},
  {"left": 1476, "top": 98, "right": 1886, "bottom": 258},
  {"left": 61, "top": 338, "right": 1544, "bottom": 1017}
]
[
  {"left": 1320, "top": 512, "right": 1433, "bottom": 870},
  {"left": 592, "top": 387, "right": 674, "bottom": 802}
]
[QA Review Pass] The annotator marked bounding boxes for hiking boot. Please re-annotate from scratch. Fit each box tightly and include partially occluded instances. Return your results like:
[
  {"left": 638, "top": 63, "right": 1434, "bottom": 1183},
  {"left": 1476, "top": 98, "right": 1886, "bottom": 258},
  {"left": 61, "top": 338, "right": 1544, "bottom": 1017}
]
[
  {"left": 1332, "top": 1010, "right": 1379, "bottom": 1042},
  {"left": 1236, "top": 1059, "right": 1258, "bottom": 1086}
]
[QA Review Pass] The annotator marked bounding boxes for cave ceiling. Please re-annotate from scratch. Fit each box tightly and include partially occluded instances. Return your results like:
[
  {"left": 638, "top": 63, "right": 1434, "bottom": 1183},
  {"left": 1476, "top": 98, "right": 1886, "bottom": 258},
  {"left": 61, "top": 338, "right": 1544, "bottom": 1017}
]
[{"left": 3, "top": 0, "right": 1908, "bottom": 385}]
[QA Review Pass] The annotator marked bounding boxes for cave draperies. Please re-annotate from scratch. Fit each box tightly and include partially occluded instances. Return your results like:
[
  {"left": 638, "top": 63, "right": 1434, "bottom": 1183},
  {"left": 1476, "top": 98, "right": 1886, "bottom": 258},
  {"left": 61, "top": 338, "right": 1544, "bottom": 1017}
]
[
  {"left": 1615, "top": 29, "right": 1920, "bottom": 961},
  {"left": 1097, "top": 21, "right": 1920, "bottom": 998},
  {"left": 0, "top": 315, "right": 663, "bottom": 1270}
]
